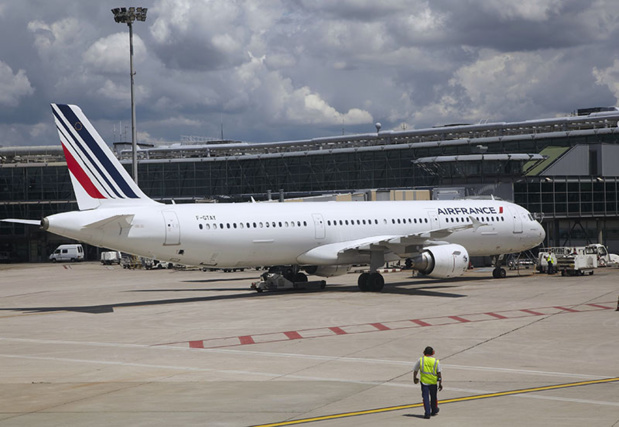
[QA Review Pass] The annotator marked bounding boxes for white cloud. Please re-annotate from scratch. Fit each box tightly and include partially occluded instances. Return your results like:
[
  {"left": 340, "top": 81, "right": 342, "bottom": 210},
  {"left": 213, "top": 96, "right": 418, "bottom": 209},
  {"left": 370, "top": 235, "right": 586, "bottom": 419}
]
[
  {"left": 228, "top": 53, "right": 373, "bottom": 126},
  {"left": 28, "top": 18, "right": 87, "bottom": 62},
  {"left": 479, "top": 0, "right": 563, "bottom": 22},
  {"left": 285, "top": 86, "right": 373, "bottom": 125},
  {"left": 419, "top": 49, "right": 560, "bottom": 123},
  {"left": 0, "top": 61, "right": 34, "bottom": 106},
  {"left": 83, "top": 33, "right": 147, "bottom": 74},
  {"left": 593, "top": 60, "right": 619, "bottom": 102},
  {"left": 0, "top": 0, "right": 616, "bottom": 146}
]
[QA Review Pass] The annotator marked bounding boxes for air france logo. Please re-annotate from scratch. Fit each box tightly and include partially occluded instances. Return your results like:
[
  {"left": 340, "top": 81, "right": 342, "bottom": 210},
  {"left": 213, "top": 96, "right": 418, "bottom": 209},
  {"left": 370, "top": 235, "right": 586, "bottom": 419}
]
[{"left": 437, "top": 206, "right": 503, "bottom": 215}]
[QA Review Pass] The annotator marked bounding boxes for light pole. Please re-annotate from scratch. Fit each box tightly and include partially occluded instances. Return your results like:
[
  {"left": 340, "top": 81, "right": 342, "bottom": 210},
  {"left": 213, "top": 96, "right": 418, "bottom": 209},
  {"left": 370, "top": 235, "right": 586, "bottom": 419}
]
[{"left": 111, "top": 7, "right": 147, "bottom": 184}]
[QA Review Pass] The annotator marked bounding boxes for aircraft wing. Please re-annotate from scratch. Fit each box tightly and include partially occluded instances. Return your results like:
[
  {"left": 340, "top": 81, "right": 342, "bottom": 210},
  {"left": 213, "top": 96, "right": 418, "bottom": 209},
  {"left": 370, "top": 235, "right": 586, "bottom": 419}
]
[
  {"left": 375, "top": 215, "right": 484, "bottom": 248},
  {"left": 298, "top": 216, "right": 485, "bottom": 264}
]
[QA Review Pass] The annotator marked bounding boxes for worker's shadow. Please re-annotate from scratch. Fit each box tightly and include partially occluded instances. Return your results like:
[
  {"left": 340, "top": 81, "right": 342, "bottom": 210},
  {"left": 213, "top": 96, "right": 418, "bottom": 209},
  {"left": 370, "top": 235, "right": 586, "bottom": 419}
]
[{"left": 403, "top": 413, "right": 429, "bottom": 419}]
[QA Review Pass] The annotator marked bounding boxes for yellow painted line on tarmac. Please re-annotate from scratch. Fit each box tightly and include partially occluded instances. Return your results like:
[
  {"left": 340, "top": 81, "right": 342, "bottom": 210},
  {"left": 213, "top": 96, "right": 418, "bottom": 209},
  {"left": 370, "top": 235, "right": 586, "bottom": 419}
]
[{"left": 251, "top": 377, "right": 619, "bottom": 427}]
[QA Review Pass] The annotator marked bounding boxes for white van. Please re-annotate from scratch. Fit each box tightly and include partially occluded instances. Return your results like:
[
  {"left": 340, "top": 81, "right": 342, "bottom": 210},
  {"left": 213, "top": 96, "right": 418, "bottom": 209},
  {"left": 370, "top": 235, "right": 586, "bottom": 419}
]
[{"left": 49, "top": 244, "right": 84, "bottom": 262}]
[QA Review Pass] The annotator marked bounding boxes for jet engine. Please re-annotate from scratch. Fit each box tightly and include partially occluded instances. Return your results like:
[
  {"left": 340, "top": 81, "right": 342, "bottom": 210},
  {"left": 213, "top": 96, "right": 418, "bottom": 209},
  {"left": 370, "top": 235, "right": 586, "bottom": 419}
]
[
  {"left": 408, "top": 244, "right": 469, "bottom": 278},
  {"left": 303, "top": 265, "right": 351, "bottom": 277}
]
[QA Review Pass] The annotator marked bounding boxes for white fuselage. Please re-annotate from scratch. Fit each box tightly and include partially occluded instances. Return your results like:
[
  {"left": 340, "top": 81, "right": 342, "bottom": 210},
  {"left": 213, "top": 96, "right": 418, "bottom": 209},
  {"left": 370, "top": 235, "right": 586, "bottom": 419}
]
[{"left": 44, "top": 199, "right": 545, "bottom": 268}]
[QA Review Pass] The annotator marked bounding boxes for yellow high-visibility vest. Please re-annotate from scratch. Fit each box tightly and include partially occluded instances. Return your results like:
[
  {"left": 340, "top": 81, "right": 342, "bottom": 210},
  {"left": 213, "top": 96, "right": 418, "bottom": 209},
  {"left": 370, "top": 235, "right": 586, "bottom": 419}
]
[{"left": 419, "top": 356, "right": 439, "bottom": 385}]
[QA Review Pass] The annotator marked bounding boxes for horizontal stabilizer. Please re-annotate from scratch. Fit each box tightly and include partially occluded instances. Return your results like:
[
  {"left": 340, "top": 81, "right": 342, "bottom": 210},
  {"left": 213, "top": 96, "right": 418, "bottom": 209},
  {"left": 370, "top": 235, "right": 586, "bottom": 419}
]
[{"left": 1, "top": 219, "right": 41, "bottom": 226}]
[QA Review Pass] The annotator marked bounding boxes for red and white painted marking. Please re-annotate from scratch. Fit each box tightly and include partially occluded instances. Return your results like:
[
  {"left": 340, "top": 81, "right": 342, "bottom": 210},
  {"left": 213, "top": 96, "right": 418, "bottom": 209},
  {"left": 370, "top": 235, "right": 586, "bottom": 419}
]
[{"left": 179, "top": 301, "right": 615, "bottom": 350}]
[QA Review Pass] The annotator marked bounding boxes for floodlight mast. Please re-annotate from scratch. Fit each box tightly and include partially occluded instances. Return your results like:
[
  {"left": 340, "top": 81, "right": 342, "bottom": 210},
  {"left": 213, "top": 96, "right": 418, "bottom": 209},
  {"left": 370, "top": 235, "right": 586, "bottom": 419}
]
[{"left": 111, "top": 7, "right": 148, "bottom": 184}]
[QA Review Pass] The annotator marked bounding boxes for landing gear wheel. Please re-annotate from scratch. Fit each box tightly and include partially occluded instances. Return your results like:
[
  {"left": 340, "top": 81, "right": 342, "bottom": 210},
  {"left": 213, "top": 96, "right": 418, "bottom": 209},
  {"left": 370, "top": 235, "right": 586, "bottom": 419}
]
[
  {"left": 492, "top": 267, "right": 506, "bottom": 279},
  {"left": 367, "top": 272, "right": 385, "bottom": 292},
  {"left": 358, "top": 272, "right": 370, "bottom": 292}
]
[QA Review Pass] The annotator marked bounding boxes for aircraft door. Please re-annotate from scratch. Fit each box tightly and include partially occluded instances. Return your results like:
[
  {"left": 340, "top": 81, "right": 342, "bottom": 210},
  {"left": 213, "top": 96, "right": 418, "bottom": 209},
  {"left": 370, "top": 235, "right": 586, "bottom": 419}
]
[
  {"left": 427, "top": 209, "right": 440, "bottom": 229},
  {"left": 312, "top": 213, "right": 326, "bottom": 240},
  {"left": 162, "top": 211, "right": 181, "bottom": 245},
  {"left": 507, "top": 206, "right": 523, "bottom": 234}
]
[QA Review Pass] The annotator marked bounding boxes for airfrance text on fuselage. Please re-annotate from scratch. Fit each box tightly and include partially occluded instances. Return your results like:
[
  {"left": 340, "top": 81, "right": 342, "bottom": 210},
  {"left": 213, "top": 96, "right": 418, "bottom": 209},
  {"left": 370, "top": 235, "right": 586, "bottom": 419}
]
[{"left": 437, "top": 207, "right": 501, "bottom": 215}]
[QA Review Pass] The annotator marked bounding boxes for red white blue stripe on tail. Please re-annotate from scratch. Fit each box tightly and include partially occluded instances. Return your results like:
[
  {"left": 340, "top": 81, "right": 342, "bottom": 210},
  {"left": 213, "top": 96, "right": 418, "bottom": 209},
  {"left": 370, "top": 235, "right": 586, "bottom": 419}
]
[{"left": 52, "top": 103, "right": 155, "bottom": 210}]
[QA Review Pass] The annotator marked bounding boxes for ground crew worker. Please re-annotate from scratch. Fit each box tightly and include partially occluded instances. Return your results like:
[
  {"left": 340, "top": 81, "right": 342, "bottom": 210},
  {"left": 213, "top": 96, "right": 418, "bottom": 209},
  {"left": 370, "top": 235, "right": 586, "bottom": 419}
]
[
  {"left": 547, "top": 254, "right": 555, "bottom": 274},
  {"left": 413, "top": 346, "right": 442, "bottom": 419}
]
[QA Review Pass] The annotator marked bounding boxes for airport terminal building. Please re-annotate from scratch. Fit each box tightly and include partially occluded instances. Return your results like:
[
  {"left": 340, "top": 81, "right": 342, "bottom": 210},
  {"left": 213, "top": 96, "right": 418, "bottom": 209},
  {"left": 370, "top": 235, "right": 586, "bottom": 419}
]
[{"left": 2, "top": 108, "right": 619, "bottom": 262}]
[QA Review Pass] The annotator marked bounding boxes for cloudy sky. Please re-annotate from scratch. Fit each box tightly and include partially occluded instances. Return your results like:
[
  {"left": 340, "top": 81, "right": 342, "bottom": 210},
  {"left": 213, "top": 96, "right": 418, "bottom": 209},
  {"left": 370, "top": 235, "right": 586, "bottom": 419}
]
[{"left": 1, "top": 0, "right": 619, "bottom": 147}]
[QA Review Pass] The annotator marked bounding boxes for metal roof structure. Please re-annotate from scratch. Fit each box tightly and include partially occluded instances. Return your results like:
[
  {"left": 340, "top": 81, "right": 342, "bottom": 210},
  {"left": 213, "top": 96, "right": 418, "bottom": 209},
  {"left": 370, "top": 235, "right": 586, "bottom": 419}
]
[{"left": 3, "top": 109, "right": 617, "bottom": 165}]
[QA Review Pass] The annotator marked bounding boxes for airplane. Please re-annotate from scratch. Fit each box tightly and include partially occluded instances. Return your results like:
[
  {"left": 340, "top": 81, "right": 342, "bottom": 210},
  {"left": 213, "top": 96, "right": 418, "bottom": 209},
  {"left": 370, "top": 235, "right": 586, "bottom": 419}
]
[{"left": 3, "top": 104, "right": 546, "bottom": 292}]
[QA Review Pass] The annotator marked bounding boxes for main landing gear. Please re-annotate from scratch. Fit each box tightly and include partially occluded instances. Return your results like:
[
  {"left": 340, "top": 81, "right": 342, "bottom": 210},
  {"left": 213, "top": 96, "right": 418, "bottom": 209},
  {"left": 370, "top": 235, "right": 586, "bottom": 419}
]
[
  {"left": 357, "top": 272, "right": 385, "bottom": 292},
  {"left": 492, "top": 255, "right": 507, "bottom": 279},
  {"left": 357, "top": 249, "right": 386, "bottom": 292},
  {"left": 251, "top": 266, "right": 326, "bottom": 292}
]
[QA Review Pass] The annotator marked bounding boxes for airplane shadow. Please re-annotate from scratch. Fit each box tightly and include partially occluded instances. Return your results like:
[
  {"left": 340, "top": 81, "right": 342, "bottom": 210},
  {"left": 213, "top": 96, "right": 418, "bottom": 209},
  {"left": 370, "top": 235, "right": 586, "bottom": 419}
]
[
  {"left": 0, "top": 290, "right": 278, "bottom": 315},
  {"left": 181, "top": 276, "right": 258, "bottom": 284},
  {"left": 0, "top": 273, "right": 498, "bottom": 314}
]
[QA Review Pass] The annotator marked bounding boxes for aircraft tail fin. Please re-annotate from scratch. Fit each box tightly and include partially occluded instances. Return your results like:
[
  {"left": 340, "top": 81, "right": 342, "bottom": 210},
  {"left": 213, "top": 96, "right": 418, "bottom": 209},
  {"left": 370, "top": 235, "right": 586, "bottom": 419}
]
[{"left": 51, "top": 103, "right": 157, "bottom": 210}]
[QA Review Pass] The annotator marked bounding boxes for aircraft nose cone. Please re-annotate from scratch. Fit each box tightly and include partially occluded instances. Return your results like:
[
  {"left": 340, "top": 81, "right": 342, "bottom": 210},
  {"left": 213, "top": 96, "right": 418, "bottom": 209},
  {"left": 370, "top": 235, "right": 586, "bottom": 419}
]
[{"left": 536, "top": 222, "right": 546, "bottom": 244}]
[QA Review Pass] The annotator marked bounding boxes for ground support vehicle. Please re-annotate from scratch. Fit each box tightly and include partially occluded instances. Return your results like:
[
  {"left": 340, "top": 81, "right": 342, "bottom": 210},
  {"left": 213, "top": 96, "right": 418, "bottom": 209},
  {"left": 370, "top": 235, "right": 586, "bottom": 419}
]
[
  {"left": 555, "top": 247, "right": 598, "bottom": 276},
  {"left": 100, "top": 251, "right": 121, "bottom": 265}
]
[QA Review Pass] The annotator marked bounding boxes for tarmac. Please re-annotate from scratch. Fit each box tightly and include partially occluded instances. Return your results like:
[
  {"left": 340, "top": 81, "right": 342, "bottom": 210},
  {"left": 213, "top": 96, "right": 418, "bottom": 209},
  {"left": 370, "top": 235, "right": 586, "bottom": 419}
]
[{"left": 0, "top": 262, "right": 618, "bottom": 426}]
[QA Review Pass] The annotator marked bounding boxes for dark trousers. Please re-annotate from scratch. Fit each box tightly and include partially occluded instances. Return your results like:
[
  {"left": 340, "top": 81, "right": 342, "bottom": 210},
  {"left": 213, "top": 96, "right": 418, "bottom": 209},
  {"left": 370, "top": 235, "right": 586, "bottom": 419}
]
[{"left": 421, "top": 383, "right": 438, "bottom": 416}]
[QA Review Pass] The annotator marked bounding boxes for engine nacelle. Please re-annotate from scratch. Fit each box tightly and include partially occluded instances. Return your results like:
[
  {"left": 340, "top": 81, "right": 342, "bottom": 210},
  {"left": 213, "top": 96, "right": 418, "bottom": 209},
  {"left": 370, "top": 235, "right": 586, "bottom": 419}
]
[
  {"left": 303, "top": 265, "right": 351, "bottom": 277},
  {"left": 409, "top": 244, "right": 469, "bottom": 278}
]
